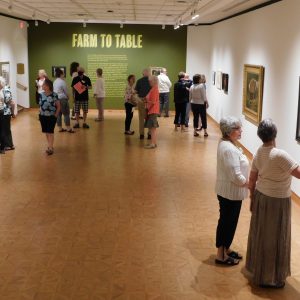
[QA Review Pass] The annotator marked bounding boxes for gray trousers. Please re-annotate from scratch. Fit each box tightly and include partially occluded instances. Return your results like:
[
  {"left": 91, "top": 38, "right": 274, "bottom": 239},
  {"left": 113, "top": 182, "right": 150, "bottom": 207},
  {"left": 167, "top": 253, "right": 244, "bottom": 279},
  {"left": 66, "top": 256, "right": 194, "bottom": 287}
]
[{"left": 57, "top": 98, "right": 70, "bottom": 127}]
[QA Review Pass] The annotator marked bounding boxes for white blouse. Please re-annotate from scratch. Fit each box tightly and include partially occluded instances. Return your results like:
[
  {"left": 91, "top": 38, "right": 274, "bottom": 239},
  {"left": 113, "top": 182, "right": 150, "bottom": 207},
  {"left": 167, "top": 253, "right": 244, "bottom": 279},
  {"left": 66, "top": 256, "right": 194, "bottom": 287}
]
[
  {"left": 94, "top": 77, "right": 105, "bottom": 98},
  {"left": 215, "top": 140, "right": 249, "bottom": 200}
]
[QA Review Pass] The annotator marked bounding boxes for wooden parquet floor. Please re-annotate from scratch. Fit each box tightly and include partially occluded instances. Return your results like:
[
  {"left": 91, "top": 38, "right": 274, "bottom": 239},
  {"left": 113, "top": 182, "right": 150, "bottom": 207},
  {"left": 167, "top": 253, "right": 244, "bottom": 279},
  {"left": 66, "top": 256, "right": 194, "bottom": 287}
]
[{"left": 1, "top": 109, "right": 300, "bottom": 300}]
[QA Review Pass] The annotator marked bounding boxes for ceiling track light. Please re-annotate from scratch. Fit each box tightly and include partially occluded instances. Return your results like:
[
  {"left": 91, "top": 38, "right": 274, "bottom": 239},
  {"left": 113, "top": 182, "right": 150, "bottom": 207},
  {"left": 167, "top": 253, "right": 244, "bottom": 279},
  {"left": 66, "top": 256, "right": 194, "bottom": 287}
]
[
  {"left": 83, "top": 22, "right": 87, "bottom": 27},
  {"left": 192, "top": 13, "right": 199, "bottom": 20},
  {"left": 174, "top": 24, "right": 180, "bottom": 30},
  {"left": 34, "top": 20, "right": 38, "bottom": 26},
  {"left": 46, "top": 19, "right": 50, "bottom": 24},
  {"left": 120, "top": 23, "right": 124, "bottom": 28},
  {"left": 162, "top": 24, "right": 165, "bottom": 30}
]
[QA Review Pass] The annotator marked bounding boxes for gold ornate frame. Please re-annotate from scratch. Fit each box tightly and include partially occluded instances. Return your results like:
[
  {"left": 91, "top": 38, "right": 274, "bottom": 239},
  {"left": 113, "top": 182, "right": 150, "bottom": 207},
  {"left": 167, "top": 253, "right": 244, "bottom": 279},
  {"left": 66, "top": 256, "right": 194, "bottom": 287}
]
[{"left": 242, "top": 64, "right": 264, "bottom": 125}]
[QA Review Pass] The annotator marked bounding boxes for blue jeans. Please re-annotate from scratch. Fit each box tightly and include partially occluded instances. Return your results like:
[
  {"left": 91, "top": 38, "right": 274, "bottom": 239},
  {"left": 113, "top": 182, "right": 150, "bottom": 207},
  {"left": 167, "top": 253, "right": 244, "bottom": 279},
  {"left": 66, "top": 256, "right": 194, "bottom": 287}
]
[{"left": 159, "top": 92, "right": 170, "bottom": 116}]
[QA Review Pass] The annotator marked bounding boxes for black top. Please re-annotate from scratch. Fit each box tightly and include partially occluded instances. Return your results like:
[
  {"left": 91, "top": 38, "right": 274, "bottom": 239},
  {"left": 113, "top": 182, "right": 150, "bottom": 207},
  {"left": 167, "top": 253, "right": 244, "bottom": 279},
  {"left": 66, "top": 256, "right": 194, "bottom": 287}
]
[
  {"left": 174, "top": 79, "right": 189, "bottom": 103},
  {"left": 71, "top": 75, "right": 92, "bottom": 101},
  {"left": 135, "top": 76, "right": 151, "bottom": 98}
]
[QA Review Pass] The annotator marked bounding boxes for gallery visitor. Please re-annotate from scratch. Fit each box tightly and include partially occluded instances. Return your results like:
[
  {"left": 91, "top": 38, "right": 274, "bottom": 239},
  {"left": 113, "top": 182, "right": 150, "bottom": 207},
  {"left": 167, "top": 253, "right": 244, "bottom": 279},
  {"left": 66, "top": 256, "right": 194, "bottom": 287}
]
[
  {"left": 70, "top": 61, "right": 81, "bottom": 120},
  {"left": 38, "top": 79, "right": 61, "bottom": 155},
  {"left": 144, "top": 75, "right": 160, "bottom": 149},
  {"left": 135, "top": 68, "right": 151, "bottom": 140},
  {"left": 246, "top": 119, "right": 300, "bottom": 288},
  {"left": 53, "top": 68, "right": 74, "bottom": 133},
  {"left": 124, "top": 74, "right": 136, "bottom": 135},
  {"left": 158, "top": 68, "right": 172, "bottom": 117},
  {"left": 0, "top": 76, "right": 15, "bottom": 154},
  {"left": 215, "top": 116, "right": 249, "bottom": 266},
  {"left": 71, "top": 67, "right": 92, "bottom": 129},
  {"left": 35, "top": 69, "right": 48, "bottom": 104},
  {"left": 189, "top": 74, "right": 209, "bottom": 137},
  {"left": 173, "top": 71, "right": 189, "bottom": 132},
  {"left": 178, "top": 73, "right": 193, "bottom": 127},
  {"left": 93, "top": 68, "right": 106, "bottom": 122}
]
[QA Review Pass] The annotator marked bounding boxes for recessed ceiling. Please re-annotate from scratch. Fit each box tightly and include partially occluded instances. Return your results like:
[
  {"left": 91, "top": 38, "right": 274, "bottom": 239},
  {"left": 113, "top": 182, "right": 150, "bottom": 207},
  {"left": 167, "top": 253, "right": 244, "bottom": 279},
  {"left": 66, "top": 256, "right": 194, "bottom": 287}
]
[{"left": 0, "top": 0, "right": 279, "bottom": 25}]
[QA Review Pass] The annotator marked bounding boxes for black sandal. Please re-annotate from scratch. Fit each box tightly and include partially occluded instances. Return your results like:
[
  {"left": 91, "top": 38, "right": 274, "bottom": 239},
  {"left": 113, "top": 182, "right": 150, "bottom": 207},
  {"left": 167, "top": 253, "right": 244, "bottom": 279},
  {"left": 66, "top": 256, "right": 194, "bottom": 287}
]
[
  {"left": 59, "top": 128, "right": 67, "bottom": 132},
  {"left": 215, "top": 257, "right": 239, "bottom": 266},
  {"left": 228, "top": 251, "right": 243, "bottom": 260}
]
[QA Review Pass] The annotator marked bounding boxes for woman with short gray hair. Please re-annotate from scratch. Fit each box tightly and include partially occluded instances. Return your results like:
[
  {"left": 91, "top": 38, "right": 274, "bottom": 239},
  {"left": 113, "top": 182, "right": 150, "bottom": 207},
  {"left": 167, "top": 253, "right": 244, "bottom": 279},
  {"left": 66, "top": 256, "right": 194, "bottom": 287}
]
[
  {"left": 246, "top": 119, "right": 300, "bottom": 288},
  {"left": 215, "top": 116, "right": 249, "bottom": 265}
]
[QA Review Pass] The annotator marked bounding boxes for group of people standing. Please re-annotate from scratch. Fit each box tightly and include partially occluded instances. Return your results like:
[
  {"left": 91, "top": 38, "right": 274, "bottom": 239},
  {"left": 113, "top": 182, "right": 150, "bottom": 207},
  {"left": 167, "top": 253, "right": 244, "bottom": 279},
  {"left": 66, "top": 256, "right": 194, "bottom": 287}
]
[
  {"left": 123, "top": 67, "right": 210, "bottom": 149},
  {"left": 35, "top": 62, "right": 106, "bottom": 155},
  {"left": 216, "top": 116, "right": 300, "bottom": 289}
]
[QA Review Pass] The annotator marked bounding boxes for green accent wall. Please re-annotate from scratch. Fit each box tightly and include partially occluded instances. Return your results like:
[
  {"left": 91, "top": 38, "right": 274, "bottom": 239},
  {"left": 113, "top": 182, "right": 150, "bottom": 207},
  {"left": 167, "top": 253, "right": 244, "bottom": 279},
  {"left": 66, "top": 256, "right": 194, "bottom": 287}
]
[{"left": 28, "top": 23, "right": 187, "bottom": 109}]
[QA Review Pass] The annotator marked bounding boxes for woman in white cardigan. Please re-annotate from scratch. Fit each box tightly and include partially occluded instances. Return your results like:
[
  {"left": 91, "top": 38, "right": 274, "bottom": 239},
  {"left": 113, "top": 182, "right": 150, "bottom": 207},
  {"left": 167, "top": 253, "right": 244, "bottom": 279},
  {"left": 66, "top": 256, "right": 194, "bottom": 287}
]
[{"left": 215, "top": 116, "right": 249, "bottom": 266}]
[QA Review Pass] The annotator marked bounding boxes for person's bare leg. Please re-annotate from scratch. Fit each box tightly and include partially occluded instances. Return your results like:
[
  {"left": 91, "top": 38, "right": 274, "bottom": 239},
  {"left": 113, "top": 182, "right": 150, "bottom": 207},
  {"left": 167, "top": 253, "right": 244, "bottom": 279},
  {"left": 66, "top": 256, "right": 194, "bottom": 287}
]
[
  {"left": 217, "top": 246, "right": 225, "bottom": 261},
  {"left": 151, "top": 128, "right": 157, "bottom": 145},
  {"left": 48, "top": 133, "right": 54, "bottom": 150},
  {"left": 83, "top": 112, "right": 87, "bottom": 123},
  {"left": 75, "top": 113, "right": 80, "bottom": 124}
]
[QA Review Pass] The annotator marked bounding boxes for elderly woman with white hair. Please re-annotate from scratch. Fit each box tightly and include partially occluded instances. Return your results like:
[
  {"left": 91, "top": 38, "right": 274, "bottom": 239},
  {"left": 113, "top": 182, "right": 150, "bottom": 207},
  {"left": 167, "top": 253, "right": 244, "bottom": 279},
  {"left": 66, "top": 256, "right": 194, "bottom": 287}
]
[
  {"left": 215, "top": 116, "right": 249, "bottom": 266},
  {"left": 246, "top": 119, "right": 300, "bottom": 288},
  {"left": 35, "top": 69, "right": 48, "bottom": 104},
  {"left": 0, "top": 76, "right": 15, "bottom": 154}
]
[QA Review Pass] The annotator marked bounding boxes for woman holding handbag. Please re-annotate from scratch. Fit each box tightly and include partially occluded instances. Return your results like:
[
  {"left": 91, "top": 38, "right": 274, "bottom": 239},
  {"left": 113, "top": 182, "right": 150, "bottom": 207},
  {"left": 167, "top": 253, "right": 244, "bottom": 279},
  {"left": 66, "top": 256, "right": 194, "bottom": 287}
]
[{"left": 124, "top": 74, "right": 136, "bottom": 135}]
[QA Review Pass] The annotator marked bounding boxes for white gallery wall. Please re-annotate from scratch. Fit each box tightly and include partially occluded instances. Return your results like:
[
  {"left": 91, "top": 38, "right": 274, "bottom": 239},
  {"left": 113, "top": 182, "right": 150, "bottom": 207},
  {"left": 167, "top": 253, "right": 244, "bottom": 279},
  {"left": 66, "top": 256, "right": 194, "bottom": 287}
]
[
  {"left": 0, "top": 15, "right": 29, "bottom": 108},
  {"left": 186, "top": 0, "right": 300, "bottom": 196}
]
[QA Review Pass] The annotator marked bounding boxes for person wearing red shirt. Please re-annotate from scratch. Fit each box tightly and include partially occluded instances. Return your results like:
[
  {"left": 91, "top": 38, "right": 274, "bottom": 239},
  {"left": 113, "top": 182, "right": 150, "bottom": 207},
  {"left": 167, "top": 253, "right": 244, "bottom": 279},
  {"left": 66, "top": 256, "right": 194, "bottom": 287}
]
[{"left": 144, "top": 76, "right": 160, "bottom": 149}]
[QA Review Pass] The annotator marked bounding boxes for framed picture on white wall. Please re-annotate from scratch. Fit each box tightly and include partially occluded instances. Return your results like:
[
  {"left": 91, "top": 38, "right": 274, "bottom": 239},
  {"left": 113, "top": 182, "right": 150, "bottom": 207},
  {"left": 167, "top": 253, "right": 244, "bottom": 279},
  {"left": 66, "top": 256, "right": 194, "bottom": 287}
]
[
  {"left": 242, "top": 64, "right": 264, "bottom": 126},
  {"left": 295, "top": 77, "right": 300, "bottom": 142},
  {"left": 216, "top": 71, "right": 222, "bottom": 89}
]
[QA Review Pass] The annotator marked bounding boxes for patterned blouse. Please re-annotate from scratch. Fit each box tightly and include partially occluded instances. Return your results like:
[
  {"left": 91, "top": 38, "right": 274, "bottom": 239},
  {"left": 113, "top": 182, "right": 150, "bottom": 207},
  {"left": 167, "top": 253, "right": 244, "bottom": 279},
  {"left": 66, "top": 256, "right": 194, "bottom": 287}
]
[
  {"left": 39, "top": 92, "right": 58, "bottom": 116},
  {"left": 124, "top": 84, "right": 135, "bottom": 103},
  {"left": 0, "top": 86, "right": 13, "bottom": 115}
]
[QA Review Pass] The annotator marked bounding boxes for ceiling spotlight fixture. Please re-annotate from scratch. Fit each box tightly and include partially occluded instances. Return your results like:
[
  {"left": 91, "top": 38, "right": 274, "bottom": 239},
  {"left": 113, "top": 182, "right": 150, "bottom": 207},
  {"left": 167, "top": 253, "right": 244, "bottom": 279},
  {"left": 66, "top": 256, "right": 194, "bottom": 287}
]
[
  {"left": 83, "top": 22, "right": 87, "bottom": 28},
  {"left": 46, "top": 19, "right": 50, "bottom": 24},
  {"left": 120, "top": 23, "right": 124, "bottom": 28},
  {"left": 35, "top": 20, "right": 38, "bottom": 27},
  {"left": 162, "top": 24, "right": 165, "bottom": 30},
  {"left": 174, "top": 24, "right": 180, "bottom": 30},
  {"left": 192, "top": 14, "right": 199, "bottom": 20}
]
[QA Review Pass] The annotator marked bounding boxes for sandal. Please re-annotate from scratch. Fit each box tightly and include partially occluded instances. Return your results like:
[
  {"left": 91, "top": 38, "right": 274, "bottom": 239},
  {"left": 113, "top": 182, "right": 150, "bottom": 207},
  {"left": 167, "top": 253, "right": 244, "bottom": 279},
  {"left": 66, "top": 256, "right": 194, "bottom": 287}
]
[
  {"left": 215, "top": 257, "right": 239, "bottom": 266},
  {"left": 204, "top": 133, "right": 209, "bottom": 137},
  {"left": 68, "top": 129, "right": 75, "bottom": 133},
  {"left": 59, "top": 128, "right": 67, "bottom": 132},
  {"left": 46, "top": 148, "right": 54, "bottom": 155},
  {"left": 228, "top": 251, "right": 243, "bottom": 260},
  {"left": 194, "top": 132, "right": 199, "bottom": 137}
]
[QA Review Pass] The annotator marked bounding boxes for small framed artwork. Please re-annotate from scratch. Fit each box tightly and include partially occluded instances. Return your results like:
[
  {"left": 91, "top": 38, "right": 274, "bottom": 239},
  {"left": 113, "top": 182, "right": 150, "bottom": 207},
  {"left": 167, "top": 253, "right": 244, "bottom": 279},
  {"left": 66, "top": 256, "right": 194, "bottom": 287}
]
[
  {"left": 295, "top": 77, "right": 300, "bottom": 142},
  {"left": 212, "top": 71, "right": 216, "bottom": 85},
  {"left": 222, "top": 73, "right": 229, "bottom": 93},
  {"left": 242, "top": 64, "right": 264, "bottom": 125},
  {"left": 52, "top": 66, "right": 66, "bottom": 77},
  {"left": 216, "top": 71, "right": 222, "bottom": 89},
  {"left": 17, "top": 63, "right": 25, "bottom": 75},
  {"left": 0, "top": 62, "right": 10, "bottom": 86},
  {"left": 150, "top": 67, "right": 163, "bottom": 76}
]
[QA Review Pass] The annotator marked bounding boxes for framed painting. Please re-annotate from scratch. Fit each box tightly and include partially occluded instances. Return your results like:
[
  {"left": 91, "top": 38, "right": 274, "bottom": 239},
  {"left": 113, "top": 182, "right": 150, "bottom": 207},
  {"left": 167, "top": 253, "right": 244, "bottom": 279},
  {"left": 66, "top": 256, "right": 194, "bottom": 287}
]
[
  {"left": 295, "top": 77, "right": 300, "bottom": 142},
  {"left": 0, "top": 62, "right": 10, "bottom": 86},
  {"left": 150, "top": 67, "right": 163, "bottom": 76},
  {"left": 216, "top": 71, "right": 222, "bottom": 89},
  {"left": 52, "top": 66, "right": 66, "bottom": 77},
  {"left": 242, "top": 64, "right": 264, "bottom": 125},
  {"left": 222, "top": 73, "right": 229, "bottom": 93},
  {"left": 212, "top": 71, "right": 216, "bottom": 85}
]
